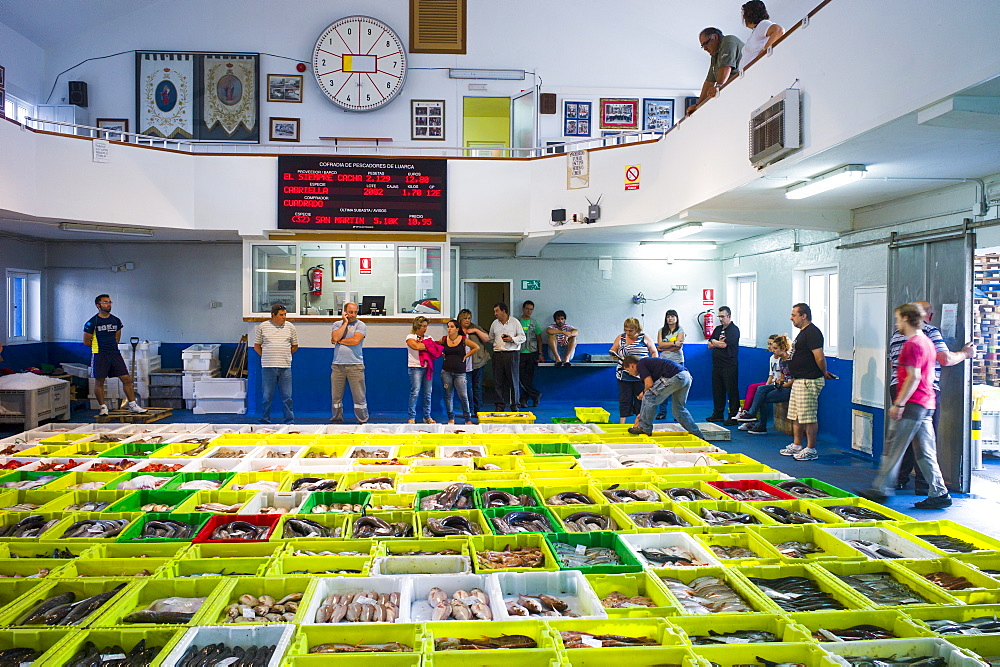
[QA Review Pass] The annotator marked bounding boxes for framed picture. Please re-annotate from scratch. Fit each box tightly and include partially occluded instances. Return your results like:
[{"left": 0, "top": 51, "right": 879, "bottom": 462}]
[
  {"left": 332, "top": 258, "right": 347, "bottom": 282},
  {"left": 564, "top": 101, "right": 591, "bottom": 136},
  {"left": 267, "top": 74, "right": 302, "bottom": 103},
  {"left": 600, "top": 98, "right": 639, "bottom": 129},
  {"left": 96, "top": 118, "right": 129, "bottom": 141},
  {"left": 412, "top": 100, "right": 445, "bottom": 140},
  {"left": 643, "top": 98, "right": 675, "bottom": 132},
  {"left": 0, "top": 64, "right": 5, "bottom": 89},
  {"left": 0, "top": 90, "right": 5, "bottom": 120},
  {"left": 269, "top": 116, "right": 300, "bottom": 142}
]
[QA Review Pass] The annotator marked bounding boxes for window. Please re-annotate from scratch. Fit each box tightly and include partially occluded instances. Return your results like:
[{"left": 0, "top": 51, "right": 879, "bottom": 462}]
[
  {"left": 3, "top": 92, "right": 33, "bottom": 125},
  {"left": 398, "top": 246, "right": 443, "bottom": 314},
  {"left": 251, "top": 245, "right": 297, "bottom": 314},
  {"left": 801, "top": 267, "right": 839, "bottom": 354},
  {"left": 6, "top": 269, "right": 41, "bottom": 343},
  {"left": 727, "top": 273, "right": 757, "bottom": 347}
]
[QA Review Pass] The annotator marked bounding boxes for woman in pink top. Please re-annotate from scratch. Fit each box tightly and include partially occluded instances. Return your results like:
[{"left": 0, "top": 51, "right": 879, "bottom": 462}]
[{"left": 858, "top": 303, "right": 950, "bottom": 509}]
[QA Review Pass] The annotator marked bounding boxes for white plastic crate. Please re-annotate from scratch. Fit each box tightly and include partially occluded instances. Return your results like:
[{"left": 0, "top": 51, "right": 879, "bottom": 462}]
[
  {"left": 493, "top": 570, "right": 606, "bottom": 621},
  {"left": 192, "top": 397, "right": 247, "bottom": 414},
  {"left": 238, "top": 491, "right": 310, "bottom": 515},
  {"left": 822, "top": 526, "right": 944, "bottom": 560},
  {"left": 620, "top": 532, "right": 723, "bottom": 568},
  {"left": 184, "top": 357, "right": 221, "bottom": 372},
  {"left": 194, "top": 378, "right": 246, "bottom": 399},
  {"left": 371, "top": 555, "right": 472, "bottom": 576},
  {"left": 979, "top": 411, "right": 1000, "bottom": 451},
  {"left": 302, "top": 575, "right": 411, "bottom": 624},
  {"left": 181, "top": 343, "right": 221, "bottom": 360},
  {"left": 117, "top": 341, "right": 160, "bottom": 356},
  {"left": 161, "top": 624, "right": 295, "bottom": 667},
  {"left": 59, "top": 363, "right": 90, "bottom": 378},
  {"left": 821, "top": 638, "right": 987, "bottom": 667},
  {"left": 408, "top": 573, "right": 500, "bottom": 622}
]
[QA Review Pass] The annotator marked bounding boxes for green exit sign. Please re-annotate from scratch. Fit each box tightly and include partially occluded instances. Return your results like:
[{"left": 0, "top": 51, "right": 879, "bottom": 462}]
[{"left": 521, "top": 280, "right": 541, "bottom": 290}]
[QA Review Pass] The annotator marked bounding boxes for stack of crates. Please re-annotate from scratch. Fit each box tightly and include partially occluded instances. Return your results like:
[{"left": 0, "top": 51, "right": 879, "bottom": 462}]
[
  {"left": 182, "top": 344, "right": 221, "bottom": 409},
  {"left": 974, "top": 253, "right": 1000, "bottom": 387}
]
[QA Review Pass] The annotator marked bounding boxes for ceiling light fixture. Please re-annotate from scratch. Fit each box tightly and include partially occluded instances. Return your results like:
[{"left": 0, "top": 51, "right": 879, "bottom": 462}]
[
  {"left": 661, "top": 222, "right": 703, "bottom": 240},
  {"left": 60, "top": 222, "right": 154, "bottom": 237},
  {"left": 785, "top": 164, "right": 867, "bottom": 200},
  {"left": 640, "top": 241, "right": 717, "bottom": 250},
  {"left": 449, "top": 68, "right": 525, "bottom": 80}
]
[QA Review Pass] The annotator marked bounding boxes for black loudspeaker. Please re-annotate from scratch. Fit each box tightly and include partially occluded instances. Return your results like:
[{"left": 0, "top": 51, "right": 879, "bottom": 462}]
[
  {"left": 69, "top": 81, "right": 88, "bottom": 107},
  {"left": 551, "top": 208, "right": 566, "bottom": 222},
  {"left": 539, "top": 93, "right": 557, "bottom": 115}
]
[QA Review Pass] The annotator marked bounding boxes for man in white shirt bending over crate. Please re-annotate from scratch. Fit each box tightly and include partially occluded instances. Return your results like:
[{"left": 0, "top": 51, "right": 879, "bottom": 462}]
[{"left": 254, "top": 304, "right": 299, "bottom": 424}]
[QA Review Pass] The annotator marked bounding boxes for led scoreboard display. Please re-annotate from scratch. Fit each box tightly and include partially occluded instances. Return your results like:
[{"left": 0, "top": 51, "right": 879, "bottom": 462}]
[{"left": 277, "top": 155, "right": 447, "bottom": 232}]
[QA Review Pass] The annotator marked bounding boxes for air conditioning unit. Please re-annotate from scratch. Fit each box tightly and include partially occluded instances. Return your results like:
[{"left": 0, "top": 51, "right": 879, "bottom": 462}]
[{"left": 749, "top": 88, "right": 801, "bottom": 169}]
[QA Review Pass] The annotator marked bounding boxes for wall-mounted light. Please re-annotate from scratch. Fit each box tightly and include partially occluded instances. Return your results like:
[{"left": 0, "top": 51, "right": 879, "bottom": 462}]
[
  {"left": 60, "top": 222, "right": 153, "bottom": 237},
  {"left": 661, "top": 222, "right": 703, "bottom": 240},
  {"left": 785, "top": 164, "right": 867, "bottom": 200},
  {"left": 449, "top": 69, "right": 525, "bottom": 80}
]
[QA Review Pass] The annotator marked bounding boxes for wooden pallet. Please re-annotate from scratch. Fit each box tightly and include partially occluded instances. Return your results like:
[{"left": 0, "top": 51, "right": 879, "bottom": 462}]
[{"left": 95, "top": 407, "right": 173, "bottom": 423}]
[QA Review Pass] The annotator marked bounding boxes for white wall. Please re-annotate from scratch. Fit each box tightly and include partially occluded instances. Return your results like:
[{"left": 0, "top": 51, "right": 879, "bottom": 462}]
[
  {"left": 44, "top": 241, "right": 245, "bottom": 344},
  {"left": 0, "top": 21, "right": 45, "bottom": 103},
  {"left": 460, "top": 243, "right": 720, "bottom": 345},
  {"left": 0, "top": 235, "right": 47, "bottom": 344}
]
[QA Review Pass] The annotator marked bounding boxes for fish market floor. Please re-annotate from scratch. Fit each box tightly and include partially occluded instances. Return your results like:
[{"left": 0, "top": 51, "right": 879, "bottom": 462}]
[{"left": 6, "top": 397, "right": 999, "bottom": 538}]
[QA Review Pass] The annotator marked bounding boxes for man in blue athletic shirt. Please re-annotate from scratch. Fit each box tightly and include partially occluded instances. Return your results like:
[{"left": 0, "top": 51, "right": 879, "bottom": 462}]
[{"left": 83, "top": 294, "right": 147, "bottom": 415}]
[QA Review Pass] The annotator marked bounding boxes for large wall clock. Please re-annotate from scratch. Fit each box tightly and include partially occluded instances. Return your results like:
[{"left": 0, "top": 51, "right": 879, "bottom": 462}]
[{"left": 312, "top": 16, "right": 408, "bottom": 112}]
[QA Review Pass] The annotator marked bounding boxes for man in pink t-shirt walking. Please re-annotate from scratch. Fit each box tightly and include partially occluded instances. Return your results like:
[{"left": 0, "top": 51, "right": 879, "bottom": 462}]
[{"left": 859, "top": 303, "right": 951, "bottom": 509}]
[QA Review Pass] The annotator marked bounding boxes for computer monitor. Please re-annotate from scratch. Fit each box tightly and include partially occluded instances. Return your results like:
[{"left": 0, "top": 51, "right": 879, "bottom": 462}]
[{"left": 361, "top": 295, "right": 386, "bottom": 316}]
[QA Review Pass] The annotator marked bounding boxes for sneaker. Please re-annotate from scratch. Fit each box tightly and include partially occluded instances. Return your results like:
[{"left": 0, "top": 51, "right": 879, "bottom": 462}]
[
  {"left": 793, "top": 448, "right": 818, "bottom": 461},
  {"left": 563, "top": 361, "right": 571, "bottom": 367},
  {"left": 913, "top": 494, "right": 952, "bottom": 509},
  {"left": 127, "top": 401, "right": 147, "bottom": 414},
  {"left": 723, "top": 418, "right": 739, "bottom": 426},
  {"left": 328, "top": 418, "right": 344, "bottom": 424},
  {"left": 748, "top": 424, "right": 768, "bottom": 434},
  {"left": 780, "top": 443, "right": 803, "bottom": 456},
  {"left": 627, "top": 426, "right": 652, "bottom": 436},
  {"left": 705, "top": 415, "right": 724, "bottom": 423},
  {"left": 735, "top": 410, "right": 756, "bottom": 422},
  {"left": 97, "top": 404, "right": 109, "bottom": 416},
  {"left": 738, "top": 423, "right": 752, "bottom": 431}
]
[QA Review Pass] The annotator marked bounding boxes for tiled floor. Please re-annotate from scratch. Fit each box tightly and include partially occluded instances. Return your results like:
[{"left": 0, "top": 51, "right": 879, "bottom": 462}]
[{"left": 6, "top": 397, "right": 999, "bottom": 537}]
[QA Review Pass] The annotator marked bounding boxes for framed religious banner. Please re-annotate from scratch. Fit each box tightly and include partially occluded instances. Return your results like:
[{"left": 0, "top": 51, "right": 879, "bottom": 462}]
[
  {"left": 136, "top": 51, "right": 259, "bottom": 141},
  {"left": 599, "top": 98, "right": 639, "bottom": 129}
]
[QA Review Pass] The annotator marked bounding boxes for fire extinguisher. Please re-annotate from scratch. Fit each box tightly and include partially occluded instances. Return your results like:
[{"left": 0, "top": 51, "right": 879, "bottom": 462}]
[
  {"left": 306, "top": 265, "right": 323, "bottom": 296},
  {"left": 697, "top": 309, "right": 715, "bottom": 339}
]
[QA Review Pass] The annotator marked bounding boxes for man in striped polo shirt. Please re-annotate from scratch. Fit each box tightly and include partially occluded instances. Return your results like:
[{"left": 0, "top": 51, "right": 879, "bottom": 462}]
[{"left": 254, "top": 304, "right": 299, "bottom": 424}]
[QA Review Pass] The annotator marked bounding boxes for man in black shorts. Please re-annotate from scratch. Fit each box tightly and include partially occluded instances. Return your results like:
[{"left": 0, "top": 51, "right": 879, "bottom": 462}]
[{"left": 84, "top": 294, "right": 147, "bottom": 416}]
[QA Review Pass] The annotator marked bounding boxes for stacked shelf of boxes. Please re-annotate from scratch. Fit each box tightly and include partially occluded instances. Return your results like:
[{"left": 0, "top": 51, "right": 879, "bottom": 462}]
[
  {"left": 974, "top": 253, "right": 1000, "bottom": 388},
  {"left": 181, "top": 344, "right": 246, "bottom": 414},
  {"left": 1, "top": 418, "right": 999, "bottom": 666}
]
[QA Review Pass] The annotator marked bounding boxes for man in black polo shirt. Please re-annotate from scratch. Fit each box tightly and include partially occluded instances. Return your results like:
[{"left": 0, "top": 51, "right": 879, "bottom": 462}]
[
  {"left": 706, "top": 306, "right": 740, "bottom": 425},
  {"left": 623, "top": 355, "right": 704, "bottom": 439},
  {"left": 84, "top": 294, "right": 147, "bottom": 416}
]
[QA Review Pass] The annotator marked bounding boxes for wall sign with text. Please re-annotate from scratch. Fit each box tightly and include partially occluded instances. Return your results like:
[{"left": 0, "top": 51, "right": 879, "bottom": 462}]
[{"left": 277, "top": 155, "right": 447, "bottom": 231}]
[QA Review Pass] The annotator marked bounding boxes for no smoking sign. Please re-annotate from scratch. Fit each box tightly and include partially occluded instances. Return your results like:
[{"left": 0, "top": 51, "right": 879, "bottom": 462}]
[{"left": 624, "top": 164, "right": 640, "bottom": 190}]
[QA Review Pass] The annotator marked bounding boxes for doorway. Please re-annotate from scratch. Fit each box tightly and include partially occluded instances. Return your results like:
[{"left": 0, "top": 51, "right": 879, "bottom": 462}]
[
  {"left": 461, "top": 279, "right": 513, "bottom": 398},
  {"left": 463, "top": 97, "right": 510, "bottom": 153}
]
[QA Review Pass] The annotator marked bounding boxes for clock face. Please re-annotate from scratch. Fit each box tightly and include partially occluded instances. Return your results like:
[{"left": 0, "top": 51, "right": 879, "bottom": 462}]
[{"left": 312, "top": 16, "right": 408, "bottom": 112}]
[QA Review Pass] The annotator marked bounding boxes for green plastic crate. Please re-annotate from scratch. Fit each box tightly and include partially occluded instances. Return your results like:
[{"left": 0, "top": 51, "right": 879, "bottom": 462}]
[
  {"left": 527, "top": 442, "right": 582, "bottom": 458},
  {"left": 902, "top": 603, "right": 1000, "bottom": 635},
  {"left": 546, "top": 531, "right": 644, "bottom": 574},
  {"left": 0, "top": 558, "right": 70, "bottom": 579},
  {"left": 159, "top": 472, "right": 235, "bottom": 492},
  {"left": 105, "top": 489, "right": 195, "bottom": 513},
  {"left": 0, "top": 512, "right": 70, "bottom": 542},
  {"left": 1, "top": 578, "right": 135, "bottom": 627},
  {"left": 548, "top": 503, "right": 634, "bottom": 534},
  {"left": 483, "top": 506, "right": 560, "bottom": 535},
  {"left": 575, "top": 407, "right": 611, "bottom": 423},
  {"left": 669, "top": 612, "right": 814, "bottom": 645},
  {"left": 43, "top": 627, "right": 184, "bottom": 667},
  {"left": 48, "top": 557, "right": 170, "bottom": 579},
  {"left": 116, "top": 512, "right": 210, "bottom": 543},
  {"left": 288, "top": 622, "right": 427, "bottom": 656},
  {"left": 617, "top": 501, "right": 703, "bottom": 532},
  {"left": 201, "top": 576, "right": 313, "bottom": 625},
  {"left": 173, "top": 490, "right": 256, "bottom": 514},
  {"left": 183, "top": 541, "right": 284, "bottom": 560},
  {"left": 378, "top": 537, "right": 469, "bottom": 557},
  {"left": 470, "top": 533, "right": 560, "bottom": 573},
  {"left": 426, "top": 619, "right": 557, "bottom": 651},
  {"left": 276, "top": 513, "right": 350, "bottom": 540},
  {"left": 0, "top": 470, "right": 69, "bottom": 491},
  {"left": 266, "top": 554, "right": 370, "bottom": 577},
  {"left": 474, "top": 486, "right": 543, "bottom": 510},
  {"left": 585, "top": 571, "right": 680, "bottom": 616},
  {"left": 286, "top": 538, "right": 379, "bottom": 557},
  {"left": 737, "top": 563, "right": 872, "bottom": 614},
  {"left": 0, "top": 541, "right": 88, "bottom": 559},
  {"left": 787, "top": 478, "right": 856, "bottom": 499},
  {"left": 90, "top": 576, "right": 230, "bottom": 627},
  {"left": 0, "top": 578, "right": 51, "bottom": 620},
  {"left": 0, "top": 627, "right": 80, "bottom": 664},
  {"left": 811, "top": 497, "right": 914, "bottom": 523},
  {"left": 552, "top": 417, "right": 583, "bottom": 424},
  {"left": 549, "top": 617, "right": 686, "bottom": 648},
  {"left": 816, "top": 560, "right": 963, "bottom": 609},
  {"left": 692, "top": 642, "right": 841, "bottom": 667},
  {"left": 895, "top": 558, "right": 1000, "bottom": 605},
  {"left": 162, "top": 556, "right": 271, "bottom": 579},
  {"left": 692, "top": 531, "right": 786, "bottom": 565},
  {"left": 752, "top": 524, "right": 870, "bottom": 562},
  {"left": 651, "top": 565, "right": 774, "bottom": 615},
  {"left": 40, "top": 490, "right": 133, "bottom": 513},
  {"left": 298, "top": 490, "right": 373, "bottom": 514},
  {"left": 891, "top": 520, "right": 1000, "bottom": 555},
  {"left": 101, "top": 471, "right": 175, "bottom": 491},
  {"left": 101, "top": 440, "right": 169, "bottom": 458},
  {"left": 786, "top": 608, "right": 938, "bottom": 641},
  {"left": 78, "top": 541, "right": 190, "bottom": 560},
  {"left": 0, "top": 488, "right": 62, "bottom": 511},
  {"left": 562, "top": 646, "right": 702, "bottom": 666}
]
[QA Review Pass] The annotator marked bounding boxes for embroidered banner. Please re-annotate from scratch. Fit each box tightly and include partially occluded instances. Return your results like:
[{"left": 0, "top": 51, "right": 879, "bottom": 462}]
[
  {"left": 203, "top": 55, "right": 257, "bottom": 137},
  {"left": 138, "top": 52, "right": 194, "bottom": 138}
]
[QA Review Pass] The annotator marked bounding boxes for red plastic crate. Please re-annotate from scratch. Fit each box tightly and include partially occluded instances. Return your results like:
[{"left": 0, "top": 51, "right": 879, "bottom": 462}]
[
  {"left": 191, "top": 513, "right": 280, "bottom": 543},
  {"left": 707, "top": 479, "right": 796, "bottom": 501}
]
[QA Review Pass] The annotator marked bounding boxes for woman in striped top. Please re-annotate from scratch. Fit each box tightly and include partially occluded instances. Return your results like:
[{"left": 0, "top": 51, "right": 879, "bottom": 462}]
[{"left": 610, "top": 317, "right": 658, "bottom": 424}]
